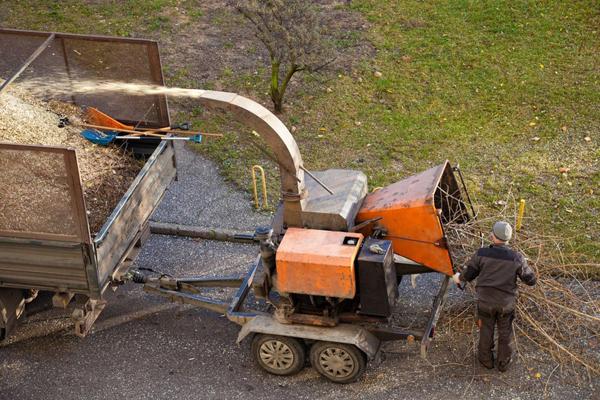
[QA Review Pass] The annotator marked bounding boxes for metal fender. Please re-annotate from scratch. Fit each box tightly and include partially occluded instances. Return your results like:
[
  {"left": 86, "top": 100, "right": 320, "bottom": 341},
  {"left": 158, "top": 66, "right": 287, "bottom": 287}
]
[{"left": 236, "top": 315, "right": 381, "bottom": 359}]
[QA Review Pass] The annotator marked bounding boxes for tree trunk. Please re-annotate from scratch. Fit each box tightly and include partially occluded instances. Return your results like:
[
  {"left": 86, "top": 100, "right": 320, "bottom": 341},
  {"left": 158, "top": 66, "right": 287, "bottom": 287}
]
[
  {"left": 273, "top": 96, "right": 284, "bottom": 114},
  {"left": 270, "top": 60, "right": 283, "bottom": 113},
  {"left": 269, "top": 59, "right": 298, "bottom": 114}
]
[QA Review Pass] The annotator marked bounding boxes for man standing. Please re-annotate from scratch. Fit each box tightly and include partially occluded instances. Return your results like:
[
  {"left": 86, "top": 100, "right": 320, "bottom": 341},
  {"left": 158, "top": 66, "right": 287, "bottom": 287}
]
[{"left": 453, "top": 221, "right": 537, "bottom": 372}]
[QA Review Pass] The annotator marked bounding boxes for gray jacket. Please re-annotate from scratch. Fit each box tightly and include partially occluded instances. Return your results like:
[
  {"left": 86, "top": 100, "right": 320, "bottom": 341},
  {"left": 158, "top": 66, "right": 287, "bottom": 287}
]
[{"left": 460, "top": 244, "right": 536, "bottom": 310}]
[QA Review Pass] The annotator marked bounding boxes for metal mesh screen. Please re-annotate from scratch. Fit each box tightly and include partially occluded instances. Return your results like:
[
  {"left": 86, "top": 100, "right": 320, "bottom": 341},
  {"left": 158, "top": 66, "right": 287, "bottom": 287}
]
[
  {"left": 0, "top": 32, "right": 48, "bottom": 77},
  {"left": 0, "top": 145, "right": 87, "bottom": 241},
  {"left": 0, "top": 29, "right": 169, "bottom": 127}
]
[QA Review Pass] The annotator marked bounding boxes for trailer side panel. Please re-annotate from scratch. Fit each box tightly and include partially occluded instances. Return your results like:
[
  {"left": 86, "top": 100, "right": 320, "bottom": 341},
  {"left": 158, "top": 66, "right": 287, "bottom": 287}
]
[
  {"left": 94, "top": 141, "right": 176, "bottom": 288},
  {"left": 0, "top": 238, "right": 90, "bottom": 292}
]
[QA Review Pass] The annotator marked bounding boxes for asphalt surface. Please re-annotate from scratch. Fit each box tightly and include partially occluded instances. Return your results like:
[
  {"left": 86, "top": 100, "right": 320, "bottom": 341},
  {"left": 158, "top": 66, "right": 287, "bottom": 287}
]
[{"left": 1, "top": 144, "right": 596, "bottom": 399}]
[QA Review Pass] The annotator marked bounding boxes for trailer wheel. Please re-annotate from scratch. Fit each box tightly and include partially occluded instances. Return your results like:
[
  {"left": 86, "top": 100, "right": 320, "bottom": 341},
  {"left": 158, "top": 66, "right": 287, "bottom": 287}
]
[
  {"left": 309, "top": 342, "right": 366, "bottom": 383},
  {"left": 251, "top": 334, "right": 305, "bottom": 376}
]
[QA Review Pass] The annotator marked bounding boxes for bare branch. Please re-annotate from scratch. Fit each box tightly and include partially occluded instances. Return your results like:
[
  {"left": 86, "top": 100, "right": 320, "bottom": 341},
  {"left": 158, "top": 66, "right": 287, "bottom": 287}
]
[{"left": 230, "top": 0, "right": 333, "bottom": 112}]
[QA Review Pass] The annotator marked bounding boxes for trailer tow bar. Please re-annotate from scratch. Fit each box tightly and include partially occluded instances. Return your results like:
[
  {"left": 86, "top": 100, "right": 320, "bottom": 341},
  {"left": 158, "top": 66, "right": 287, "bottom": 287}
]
[{"left": 130, "top": 257, "right": 261, "bottom": 326}]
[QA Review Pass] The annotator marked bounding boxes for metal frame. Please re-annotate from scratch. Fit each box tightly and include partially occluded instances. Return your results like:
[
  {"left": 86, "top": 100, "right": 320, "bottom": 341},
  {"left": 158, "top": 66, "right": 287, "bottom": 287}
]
[
  {"left": 238, "top": 316, "right": 381, "bottom": 360},
  {"left": 141, "top": 259, "right": 451, "bottom": 361},
  {"left": 0, "top": 28, "right": 170, "bottom": 128},
  {"left": 0, "top": 32, "right": 55, "bottom": 94},
  {"left": 141, "top": 258, "right": 383, "bottom": 359},
  {"left": 143, "top": 256, "right": 261, "bottom": 325},
  {"left": 420, "top": 275, "right": 450, "bottom": 357},
  {"left": 0, "top": 143, "right": 91, "bottom": 243}
]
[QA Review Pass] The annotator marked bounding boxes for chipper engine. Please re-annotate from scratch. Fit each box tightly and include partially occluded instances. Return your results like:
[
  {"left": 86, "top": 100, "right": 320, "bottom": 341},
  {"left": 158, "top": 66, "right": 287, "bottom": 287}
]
[{"left": 138, "top": 89, "right": 473, "bottom": 384}]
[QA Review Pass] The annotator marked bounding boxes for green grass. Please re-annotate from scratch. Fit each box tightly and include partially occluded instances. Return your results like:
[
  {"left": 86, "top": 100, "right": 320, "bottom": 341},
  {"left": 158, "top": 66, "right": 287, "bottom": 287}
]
[
  {"left": 1, "top": 0, "right": 598, "bottom": 261},
  {"left": 198, "top": 0, "right": 599, "bottom": 261},
  {"left": 1, "top": 0, "right": 192, "bottom": 36}
]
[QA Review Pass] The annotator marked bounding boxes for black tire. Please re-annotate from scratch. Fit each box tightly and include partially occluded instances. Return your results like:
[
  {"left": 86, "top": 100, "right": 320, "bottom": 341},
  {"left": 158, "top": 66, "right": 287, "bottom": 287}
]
[
  {"left": 309, "top": 341, "right": 366, "bottom": 383},
  {"left": 251, "top": 334, "right": 306, "bottom": 376}
]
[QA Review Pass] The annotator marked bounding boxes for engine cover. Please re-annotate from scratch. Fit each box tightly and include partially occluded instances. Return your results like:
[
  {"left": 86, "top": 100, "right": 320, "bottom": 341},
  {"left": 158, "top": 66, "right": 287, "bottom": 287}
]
[{"left": 275, "top": 228, "right": 363, "bottom": 299}]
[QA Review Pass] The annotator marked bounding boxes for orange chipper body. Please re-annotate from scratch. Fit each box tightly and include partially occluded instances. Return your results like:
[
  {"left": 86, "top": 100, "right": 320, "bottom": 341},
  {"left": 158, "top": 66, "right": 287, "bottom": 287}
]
[
  {"left": 275, "top": 228, "right": 363, "bottom": 299},
  {"left": 356, "top": 162, "right": 461, "bottom": 276}
]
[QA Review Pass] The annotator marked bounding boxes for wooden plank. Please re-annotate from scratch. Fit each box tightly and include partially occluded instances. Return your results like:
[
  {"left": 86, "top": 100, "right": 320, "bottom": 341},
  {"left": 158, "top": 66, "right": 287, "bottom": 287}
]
[
  {"left": 0, "top": 236, "right": 81, "bottom": 248},
  {"left": 0, "top": 142, "right": 72, "bottom": 153},
  {"left": 0, "top": 265, "right": 84, "bottom": 279},
  {"left": 0, "top": 261, "right": 85, "bottom": 275},
  {"left": 0, "top": 266, "right": 86, "bottom": 284},
  {"left": 0, "top": 230, "right": 79, "bottom": 242},
  {"left": 0, "top": 241, "right": 89, "bottom": 290},
  {"left": 0, "top": 241, "right": 85, "bottom": 266}
]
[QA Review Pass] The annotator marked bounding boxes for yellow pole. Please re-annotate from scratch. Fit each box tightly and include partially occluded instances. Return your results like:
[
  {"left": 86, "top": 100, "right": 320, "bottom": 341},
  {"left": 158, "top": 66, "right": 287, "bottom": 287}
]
[
  {"left": 251, "top": 165, "right": 268, "bottom": 209},
  {"left": 516, "top": 199, "right": 526, "bottom": 231}
]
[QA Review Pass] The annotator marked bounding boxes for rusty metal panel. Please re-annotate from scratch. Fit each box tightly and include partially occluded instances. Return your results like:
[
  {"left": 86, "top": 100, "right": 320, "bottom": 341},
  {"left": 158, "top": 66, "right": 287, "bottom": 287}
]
[
  {"left": 275, "top": 228, "right": 363, "bottom": 298},
  {"left": 357, "top": 161, "right": 467, "bottom": 276},
  {"left": 0, "top": 143, "right": 91, "bottom": 243}
]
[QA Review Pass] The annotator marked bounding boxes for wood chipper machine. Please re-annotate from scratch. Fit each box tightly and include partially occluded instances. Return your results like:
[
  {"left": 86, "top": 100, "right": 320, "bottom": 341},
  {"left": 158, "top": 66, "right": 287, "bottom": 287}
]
[
  {"left": 0, "top": 28, "right": 473, "bottom": 384},
  {"left": 128, "top": 90, "right": 474, "bottom": 383}
]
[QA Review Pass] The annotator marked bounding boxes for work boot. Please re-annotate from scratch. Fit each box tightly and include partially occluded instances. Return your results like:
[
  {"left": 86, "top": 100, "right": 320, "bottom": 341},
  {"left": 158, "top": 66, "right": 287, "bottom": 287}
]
[
  {"left": 478, "top": 357, "right": 494, "bottom": 370},
  {"left": 498, "top": 357, "right": 512, "bottom": 372}
]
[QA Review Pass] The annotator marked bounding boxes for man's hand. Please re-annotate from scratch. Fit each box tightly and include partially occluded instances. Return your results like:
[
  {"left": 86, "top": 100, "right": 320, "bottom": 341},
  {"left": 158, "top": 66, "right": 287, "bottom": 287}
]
[{"left": 452, "top": 272, "right": 461, "bottom": 285}]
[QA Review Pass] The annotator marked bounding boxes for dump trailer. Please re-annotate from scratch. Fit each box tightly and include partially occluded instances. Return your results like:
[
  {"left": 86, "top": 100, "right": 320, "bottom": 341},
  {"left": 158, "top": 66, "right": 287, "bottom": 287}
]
[{"left": 0, "top": 29, "right": 174, "bottom": 339}]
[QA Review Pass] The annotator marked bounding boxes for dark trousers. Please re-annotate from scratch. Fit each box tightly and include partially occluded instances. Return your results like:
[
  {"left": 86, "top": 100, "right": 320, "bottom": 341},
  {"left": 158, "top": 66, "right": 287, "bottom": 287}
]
[{"left": 477, "top": 303, "right": 514, "bottom": 366}]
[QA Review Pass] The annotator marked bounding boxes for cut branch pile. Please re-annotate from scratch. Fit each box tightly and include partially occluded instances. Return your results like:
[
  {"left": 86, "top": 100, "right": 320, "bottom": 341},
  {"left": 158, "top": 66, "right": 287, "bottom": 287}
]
[{"left": 444, "top": 193, "right": 600, "bottom": 378}]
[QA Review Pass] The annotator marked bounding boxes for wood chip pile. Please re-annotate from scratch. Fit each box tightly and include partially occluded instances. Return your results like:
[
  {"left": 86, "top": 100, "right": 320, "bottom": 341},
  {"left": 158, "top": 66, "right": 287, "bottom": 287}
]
[{"left": 0, "top": 86, "right": 141, "bottom": 234}]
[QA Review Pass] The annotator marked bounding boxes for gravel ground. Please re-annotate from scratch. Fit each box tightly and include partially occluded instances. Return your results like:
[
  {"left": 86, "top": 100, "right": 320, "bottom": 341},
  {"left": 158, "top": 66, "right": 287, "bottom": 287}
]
[
  {"left": 0, "top": 144, "right": 596, "bottom": 399},
  {"left": 151, "top": 142, "right": 271, "bottom": 231}
]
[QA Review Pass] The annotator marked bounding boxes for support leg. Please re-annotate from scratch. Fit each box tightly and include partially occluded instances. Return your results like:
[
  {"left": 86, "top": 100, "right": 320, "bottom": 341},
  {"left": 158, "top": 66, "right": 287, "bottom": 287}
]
[
  {"left": 72, "top": 298, "right": 107, "bottom": 337},
  {"left": 420, "top": 275, "right": 450, "bottom": 358},
  {"left": 0, "top": 289, "right": 25, "bottom": 341}
]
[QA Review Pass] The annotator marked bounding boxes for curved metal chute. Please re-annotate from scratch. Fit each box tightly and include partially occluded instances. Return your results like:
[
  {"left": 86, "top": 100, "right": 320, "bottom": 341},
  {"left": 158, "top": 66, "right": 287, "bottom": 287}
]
[{"left": 193, "top": 90, "right": 306, "bottom": 226}]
